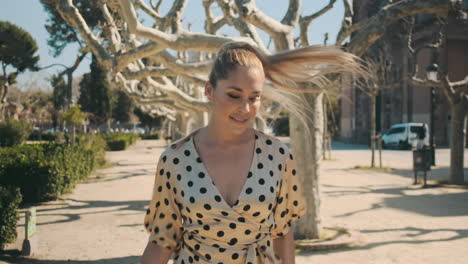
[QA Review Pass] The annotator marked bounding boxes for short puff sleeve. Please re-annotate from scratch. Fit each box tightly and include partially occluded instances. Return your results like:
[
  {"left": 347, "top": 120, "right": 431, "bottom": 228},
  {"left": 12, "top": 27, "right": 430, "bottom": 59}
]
[
  {"left": 272, "top": 148, "right": 307, "bottom": 238},
  {"left": 143, "top": 152, "right": 183, "bottom": 251}
]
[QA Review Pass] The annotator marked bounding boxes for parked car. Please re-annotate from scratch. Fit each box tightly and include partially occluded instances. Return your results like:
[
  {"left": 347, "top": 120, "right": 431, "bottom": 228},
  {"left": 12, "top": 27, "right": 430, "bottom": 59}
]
[{"left": 381, "top": 123, "right": 429, "bottom": 150}]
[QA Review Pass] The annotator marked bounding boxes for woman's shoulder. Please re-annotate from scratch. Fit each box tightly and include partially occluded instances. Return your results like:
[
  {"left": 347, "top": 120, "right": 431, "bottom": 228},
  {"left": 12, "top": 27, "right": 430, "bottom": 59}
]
[{"left": 160, "top": 130, "right": 196, "bottom": 159}]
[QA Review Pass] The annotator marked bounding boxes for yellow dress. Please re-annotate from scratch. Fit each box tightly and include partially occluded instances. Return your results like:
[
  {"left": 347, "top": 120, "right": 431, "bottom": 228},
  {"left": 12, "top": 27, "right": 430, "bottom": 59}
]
[{"left": 143, "top": 128, "right": 306, "bottom": 264}]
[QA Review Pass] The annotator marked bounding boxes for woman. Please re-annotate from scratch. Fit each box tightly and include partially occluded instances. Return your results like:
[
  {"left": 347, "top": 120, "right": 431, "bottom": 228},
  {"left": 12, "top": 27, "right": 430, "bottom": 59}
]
[{"left": 141, "top": 42, "right": 365, "bottom": 264}]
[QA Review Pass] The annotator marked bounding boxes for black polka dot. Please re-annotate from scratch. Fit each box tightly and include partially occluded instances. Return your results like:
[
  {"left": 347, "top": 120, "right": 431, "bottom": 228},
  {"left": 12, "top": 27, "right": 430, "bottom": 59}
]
[
  {"left": 157, "top": 186, "right": 163, "bottom": 192},
  {"left": 293, "top": 200, "right": 299, "bottom": 206},
  {"left": 186, "top": 166, "right": 192, "bottom": 172},
  {"left": 200, "top": 187, "right": 207, "bottom": 194},
  {"left": 171, "top": 144, "right": 176, "bottom": 149},
  {"left": 268, "top": 154, "right": 273, "bottom": 161},
  {"left": 293, "top": 185, "right": 298, "bottom": 191},
  {"left": 159, "top": 169, "right": 164, "bottom": 175},
  {"left": 198, "top": 172, "right": 205, "bottom": 178},
  {"left": 257, "top": 163, "right": 264, "bottom": 169},
  {"left": 238, "top": 217, "right": 245, "bottom": 222},
  {"left": 266, "top": 139, "right": 272, "bottom": 145},
  {"left": 165, "top": 171, "right": 171, "bottom": 179},
  {"left": 247, "top": 171, "right": 253, "bottom": 178},
  {"left": 162, "top": 156, "right": 167, "bottom": 162},
  {"left": 243, "top": 205, "right": 251, "bottom": 211},
  {"left": 203, "top": 225, "right": 210, "bottom": 231},
  {"left": 292, "top": 169, "right": 296, "bottom": 175},
  {"left": 189, "top": 197, "right": 195, "bottom": 203},
  {"left": 177, "top": 174, "right": 182, "bottom": 181},
  {"left": 256, "top": 148, "right": 262, "bottom": 154},
  {"left": 270, "top": 186, "right": 275, "bottom": 193},
  {"left": 246, "top": 187, "right": 253, "bottom": 194},
  {"left": 259, "top": 195, "right": 266, "bottom": 202},
  {"left": 184, "top": 150, "right": 191, "bottom": 156},
  {"left": 258, "top": 178, "right": 265, "bottom": 185},
  {"left": 188, "top": 181, "right": 193, "bottom": 187},
  {"left": 279, "top": 147, "right": 285, "bottom": 154},
  {"left": 173, "top": 158, "right": 179, "bottom": 164},
  {"left": 290, "top": 153, "right": 294, "bottom": 160},
  {"left": 217, "top": 231, "right": 224, "bottom": 237},
  {"left": 228, "top": 238, "right": 238, "bottom": 245},
  {"left": 229, "top": 223, "right": 236, "bottom": 229},
  {"left": 214, "top": 195, "right": 222, "bottom": 202},
  {"left": 196, "top": 213, "right": 203, "bottom": 218},
  {"left": 196, "top": 157, "right": 202, "bottom": 163},
  {"left": 278, "top": 164, "right": 282, "bottom": 171},
  {"left": 221, "top": 211, "right": 229, "bottom": 216},
  {"left": 232, "top": 253, "right": 239, "bottom": 260},
  {"left": 204, "top": 204, "right": 212, "bottom": 210},
  {"left": 253, "top": 211, "right": 260, "bottom": 217},
  {"left": 245, "top": 229, "right": 251, "bottom": 235}
]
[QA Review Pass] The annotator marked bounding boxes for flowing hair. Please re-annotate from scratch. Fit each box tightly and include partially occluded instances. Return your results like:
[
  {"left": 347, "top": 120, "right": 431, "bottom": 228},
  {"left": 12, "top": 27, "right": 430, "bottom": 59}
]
[{"left": 208, "top": 41, "right": 368, "bottom": 137}]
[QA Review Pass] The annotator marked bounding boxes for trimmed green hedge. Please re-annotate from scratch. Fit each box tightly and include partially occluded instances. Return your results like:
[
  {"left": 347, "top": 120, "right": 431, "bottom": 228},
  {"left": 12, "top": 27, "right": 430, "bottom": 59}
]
[
  {"left": 0, "top": 119, "right": 33, "bottom": 147},
  {"left": 0, "top": 143, "right": 95, "bottom": 203},
  {"left": 139, "top": 132, "right": 160, "bottom": 140},
  {"left": 0, "top": 186, "right": 22, "bottom": 250},
  {"left": 101, "top": 133, "right": 139, "bottom": 151}
]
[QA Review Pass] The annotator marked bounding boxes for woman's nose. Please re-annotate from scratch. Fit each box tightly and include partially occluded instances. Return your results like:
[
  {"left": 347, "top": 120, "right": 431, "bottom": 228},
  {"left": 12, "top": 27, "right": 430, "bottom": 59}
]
[{"left": 238, "top": 99, "right": 250, "bottom": 112}]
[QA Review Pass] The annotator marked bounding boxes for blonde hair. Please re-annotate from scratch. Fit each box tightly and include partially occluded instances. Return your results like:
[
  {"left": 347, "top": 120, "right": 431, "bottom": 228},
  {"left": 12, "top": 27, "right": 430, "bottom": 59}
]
[{"left": 208, "top": 42, "right": 367, "bottom": 137}]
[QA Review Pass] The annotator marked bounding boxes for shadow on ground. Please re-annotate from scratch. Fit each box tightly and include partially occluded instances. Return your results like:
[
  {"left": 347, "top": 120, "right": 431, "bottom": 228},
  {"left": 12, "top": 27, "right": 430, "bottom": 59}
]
[{"left": 323, "top": 184, "right": 468, "bottom": 217}]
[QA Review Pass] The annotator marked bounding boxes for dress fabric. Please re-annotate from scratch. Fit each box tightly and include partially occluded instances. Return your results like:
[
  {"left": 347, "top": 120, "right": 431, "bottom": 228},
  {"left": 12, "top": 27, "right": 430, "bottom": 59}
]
[{"left": 143, "top": 128, "right": 307, "bottom": 264}]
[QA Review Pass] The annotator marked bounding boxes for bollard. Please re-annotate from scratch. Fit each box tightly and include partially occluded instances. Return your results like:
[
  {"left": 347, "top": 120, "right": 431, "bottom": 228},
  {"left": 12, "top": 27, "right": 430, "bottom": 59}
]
[{"left": 22, "top": 208, "right": 36, "bottom": 256}]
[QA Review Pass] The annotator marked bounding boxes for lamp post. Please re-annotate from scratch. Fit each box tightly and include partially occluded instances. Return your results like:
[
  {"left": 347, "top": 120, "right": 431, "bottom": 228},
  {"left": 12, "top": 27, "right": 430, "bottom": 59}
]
[{"left": 426, "top": 63, "right": 438, "bottom": 166}]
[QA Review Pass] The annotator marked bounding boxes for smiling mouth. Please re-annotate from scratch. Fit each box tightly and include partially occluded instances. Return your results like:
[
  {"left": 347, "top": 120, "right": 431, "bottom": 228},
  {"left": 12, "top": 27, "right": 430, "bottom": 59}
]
[{"left": 230, "top": 116, "right": 248, "bottom": 123}]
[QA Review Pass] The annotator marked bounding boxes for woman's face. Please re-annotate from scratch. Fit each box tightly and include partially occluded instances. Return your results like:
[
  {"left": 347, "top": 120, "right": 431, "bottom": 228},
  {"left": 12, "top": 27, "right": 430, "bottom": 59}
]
[{"left": 205, "top": 65, "right": 264, "bottom": 133}]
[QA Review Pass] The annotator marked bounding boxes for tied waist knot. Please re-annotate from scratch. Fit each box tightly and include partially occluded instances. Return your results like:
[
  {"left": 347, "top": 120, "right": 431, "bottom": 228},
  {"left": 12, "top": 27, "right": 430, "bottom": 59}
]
[
  {"left": 245, "top": 234, "right": 273, "bottom": 264},
  {"left": 182, "top": 231, "right": 275, "bottom": 264}
]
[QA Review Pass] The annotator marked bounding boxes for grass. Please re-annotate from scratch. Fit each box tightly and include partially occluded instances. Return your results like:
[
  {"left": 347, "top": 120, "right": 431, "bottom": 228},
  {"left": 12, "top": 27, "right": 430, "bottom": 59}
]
[{"left": 353, "top": 165, "right": 394, "bottom": 172}]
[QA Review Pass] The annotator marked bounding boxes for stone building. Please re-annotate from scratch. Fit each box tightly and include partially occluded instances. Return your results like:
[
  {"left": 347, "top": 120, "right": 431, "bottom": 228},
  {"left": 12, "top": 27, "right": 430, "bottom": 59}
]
[{"left": 339, "top": 0, "right": 468, "bottom": 147}]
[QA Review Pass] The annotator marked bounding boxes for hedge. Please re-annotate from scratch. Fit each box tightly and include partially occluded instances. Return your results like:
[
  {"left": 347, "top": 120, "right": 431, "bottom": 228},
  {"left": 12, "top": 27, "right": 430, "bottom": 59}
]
[
  {"left": 0, "top": 119, "right": 33, "bottom": 147},
  {"left": 101, "top": 133, "right": 139, "bottom": 151},
  {"left": 0, "top": 186, "right": 22, "bottom": 250}
]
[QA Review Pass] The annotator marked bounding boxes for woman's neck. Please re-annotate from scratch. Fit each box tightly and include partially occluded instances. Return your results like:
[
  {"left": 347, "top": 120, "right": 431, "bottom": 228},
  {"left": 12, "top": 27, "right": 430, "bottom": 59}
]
[{"left": 197, "top": 120, "right": 254, "bottom": 148}]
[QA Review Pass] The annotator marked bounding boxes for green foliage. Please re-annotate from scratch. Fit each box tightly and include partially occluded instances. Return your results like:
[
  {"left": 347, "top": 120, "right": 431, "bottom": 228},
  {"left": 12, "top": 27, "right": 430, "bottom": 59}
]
[
  {"left": 75, "top": 133, "right": 107, "bottom": 168},
  {"left": 113, "top": 90, "right": 134, "bottom": 124},
  {"left": 64, "top": 104, "right": 85, "bottom": 126},
  {"left": 41, "top": 1, "right": 103, "bottom": 57},
  {"left": 0, "top": 185, "right": 22, "bottom": 250},
  {"left": 101, "top": 133, "right": 139, "bottom": 151},
  {"left": 0, "top": 140, "right": 104, "bottom": 203},
  {"left": 139, "top": 132, "right": 161, "bottom": 140},
  {"left": 0, "top": 20, "right": 40, "bottom": 75},
  {"left": 273, "top": 117, "right": 290, "bottom": 137},
  {"left": 78, "top": 55, "right": 113, "bottom": 125},
  {"left": 50, "top": 74, "right": 67, "bottom": 109},
  {"left": 0, "top": 119, "right": 33, "bottom": 147},
  {"left": 133, "top": 108, "right": 162, "bottom": 129}
]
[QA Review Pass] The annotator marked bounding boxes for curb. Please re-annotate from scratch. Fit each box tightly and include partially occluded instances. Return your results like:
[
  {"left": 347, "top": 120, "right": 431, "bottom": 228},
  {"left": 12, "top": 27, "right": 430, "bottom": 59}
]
[{"left": 295, "top": 227, "right": 364, "bottom": 251}]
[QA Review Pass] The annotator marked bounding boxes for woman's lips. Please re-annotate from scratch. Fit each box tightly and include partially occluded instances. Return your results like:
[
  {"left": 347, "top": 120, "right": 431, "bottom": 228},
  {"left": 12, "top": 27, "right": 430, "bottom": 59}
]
[{"left": 230, "top": 116, "right": 248, "bottom": 124}]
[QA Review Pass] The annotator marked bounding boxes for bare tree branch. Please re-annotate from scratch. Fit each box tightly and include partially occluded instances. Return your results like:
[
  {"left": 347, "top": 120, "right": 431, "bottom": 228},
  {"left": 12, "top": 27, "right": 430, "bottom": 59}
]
[
  {"left": 299, "top": 0, "right": 337, "bottom": 46},
  {"left": 281, "top": 0, "right": 301, "bottom": 26}
]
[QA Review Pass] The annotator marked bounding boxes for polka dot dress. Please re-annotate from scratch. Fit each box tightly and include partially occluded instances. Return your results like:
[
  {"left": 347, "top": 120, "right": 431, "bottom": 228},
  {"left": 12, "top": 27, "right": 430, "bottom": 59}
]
[{"left": 143, "top": 128, "right": 306, "bottom": 264}]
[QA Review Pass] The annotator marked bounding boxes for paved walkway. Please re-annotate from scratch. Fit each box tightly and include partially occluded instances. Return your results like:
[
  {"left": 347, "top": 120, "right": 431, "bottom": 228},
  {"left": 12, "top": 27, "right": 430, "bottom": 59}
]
[{"left": 1, "top": 139, "right": 467, "bottom": 264}]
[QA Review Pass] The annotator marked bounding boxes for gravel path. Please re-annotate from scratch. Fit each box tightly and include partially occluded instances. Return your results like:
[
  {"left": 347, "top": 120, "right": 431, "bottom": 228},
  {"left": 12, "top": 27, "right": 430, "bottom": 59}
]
[{"left": 2, "top": 139, "right": 467, "bottom": 264}]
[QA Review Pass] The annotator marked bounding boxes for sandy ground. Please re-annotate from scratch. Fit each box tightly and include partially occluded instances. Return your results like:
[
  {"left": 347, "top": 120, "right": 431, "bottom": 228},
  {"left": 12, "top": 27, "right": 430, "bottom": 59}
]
[{"left": 1, "top": 139, "right": 467, "bottom": 264}]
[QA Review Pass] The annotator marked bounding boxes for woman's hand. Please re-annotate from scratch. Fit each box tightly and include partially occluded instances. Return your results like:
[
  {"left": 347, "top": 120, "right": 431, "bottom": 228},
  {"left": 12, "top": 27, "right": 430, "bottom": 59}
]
[{"left": 141, "top": 241, "right": 173, "bottom": 264}]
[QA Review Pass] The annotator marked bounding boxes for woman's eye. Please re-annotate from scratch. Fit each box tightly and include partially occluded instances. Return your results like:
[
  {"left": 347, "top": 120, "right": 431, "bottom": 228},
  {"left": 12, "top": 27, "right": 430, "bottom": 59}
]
[
  {"left": 228, "top": 94, "right": 240, "bottom": 99},
  {"left": 250, "top": 96, "right": 261, "bottom": 102}
]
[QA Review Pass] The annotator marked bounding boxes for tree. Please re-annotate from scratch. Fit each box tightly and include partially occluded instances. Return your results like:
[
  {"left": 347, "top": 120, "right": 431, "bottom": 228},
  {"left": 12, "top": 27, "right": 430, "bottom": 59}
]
[
  {"left": 411, "top": 2, "right": 468, "bottom": 184},
  {"left": 63, "top": 104, "right": 85, "bottom": 144},
  {"left": 78, "top": 55, "right": 113, "bottom": 126},
  {"left": 113, "top": 90, "right": 135, "bottom": 124},
  {"left": 49, "top": 0, "right": 449, "bottom": 240},
  {"left": 0, "top": 21, "right": 40, "bottom": 120}
]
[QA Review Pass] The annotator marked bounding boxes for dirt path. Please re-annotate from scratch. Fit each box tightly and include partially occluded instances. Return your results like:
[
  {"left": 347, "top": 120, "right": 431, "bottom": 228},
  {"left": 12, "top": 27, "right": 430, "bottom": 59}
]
[{"left": 2, "top": 139, "right": 467, "bottom": 264}]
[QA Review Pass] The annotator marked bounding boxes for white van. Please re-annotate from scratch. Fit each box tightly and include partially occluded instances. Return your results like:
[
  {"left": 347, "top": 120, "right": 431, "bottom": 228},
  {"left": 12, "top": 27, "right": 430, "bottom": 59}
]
[{"left": 381, "top": 123, "right": 429, "bottom": 150}]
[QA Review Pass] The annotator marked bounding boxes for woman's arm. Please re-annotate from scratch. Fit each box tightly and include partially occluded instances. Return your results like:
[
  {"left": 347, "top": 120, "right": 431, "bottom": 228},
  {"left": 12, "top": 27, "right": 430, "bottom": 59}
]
[
  {"left": 273, "top": 230, "right": 296, "bottom": 264},
  {"left": 141, "top": 241, "right": 173, "bottom": 264}
]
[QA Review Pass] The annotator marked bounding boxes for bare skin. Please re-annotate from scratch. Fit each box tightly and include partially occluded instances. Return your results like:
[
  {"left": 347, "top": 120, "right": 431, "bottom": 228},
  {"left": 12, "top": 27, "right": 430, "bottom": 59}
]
[{"left": 141, "top": 65, "right": 296, "bottom": 263}]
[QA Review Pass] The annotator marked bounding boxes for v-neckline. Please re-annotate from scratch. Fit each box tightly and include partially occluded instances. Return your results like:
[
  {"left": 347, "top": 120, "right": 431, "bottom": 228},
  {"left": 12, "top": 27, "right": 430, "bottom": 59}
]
[{"left": 189, "top": 128, "right": 258, "bottom": 209}]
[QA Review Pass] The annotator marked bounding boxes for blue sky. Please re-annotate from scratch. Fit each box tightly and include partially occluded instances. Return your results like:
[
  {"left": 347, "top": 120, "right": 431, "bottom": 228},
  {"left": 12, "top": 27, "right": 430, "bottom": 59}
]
[{"left": 0, "top": 0, "right": 344, "bottom": 91}]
